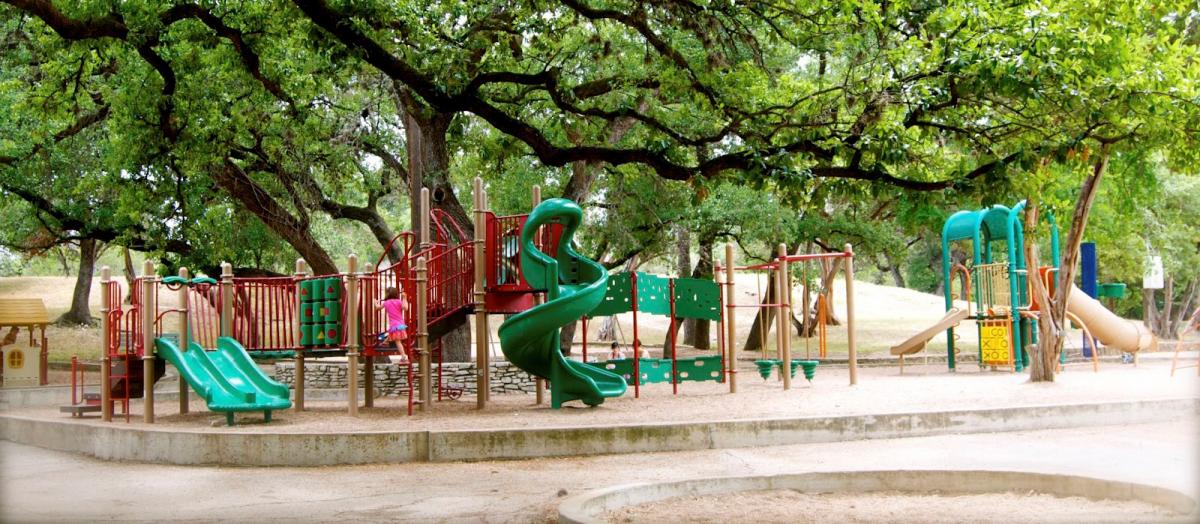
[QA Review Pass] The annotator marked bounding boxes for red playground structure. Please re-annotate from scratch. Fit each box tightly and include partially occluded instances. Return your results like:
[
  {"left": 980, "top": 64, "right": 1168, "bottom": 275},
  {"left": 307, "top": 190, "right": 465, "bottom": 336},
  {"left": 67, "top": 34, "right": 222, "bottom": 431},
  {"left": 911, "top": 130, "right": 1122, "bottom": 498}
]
[{"left": 66, "top": 178, "right": 856, "bottom": 423}]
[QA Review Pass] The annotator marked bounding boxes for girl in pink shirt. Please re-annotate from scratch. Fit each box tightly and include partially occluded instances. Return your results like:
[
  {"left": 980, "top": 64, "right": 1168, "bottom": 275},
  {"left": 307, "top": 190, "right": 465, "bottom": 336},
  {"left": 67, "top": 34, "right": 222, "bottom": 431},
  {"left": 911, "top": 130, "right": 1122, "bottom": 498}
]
[{"left": 379, "top": 287, "right": 408, "bottom": 362}]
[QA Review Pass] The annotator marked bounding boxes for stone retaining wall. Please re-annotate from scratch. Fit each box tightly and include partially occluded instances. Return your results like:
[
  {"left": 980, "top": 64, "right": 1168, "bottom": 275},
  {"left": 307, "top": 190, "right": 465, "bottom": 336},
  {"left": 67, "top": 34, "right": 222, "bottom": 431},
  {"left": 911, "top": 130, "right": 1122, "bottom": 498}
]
[{"left": 273, "top": 361, "right": 539, "bottom": 396}]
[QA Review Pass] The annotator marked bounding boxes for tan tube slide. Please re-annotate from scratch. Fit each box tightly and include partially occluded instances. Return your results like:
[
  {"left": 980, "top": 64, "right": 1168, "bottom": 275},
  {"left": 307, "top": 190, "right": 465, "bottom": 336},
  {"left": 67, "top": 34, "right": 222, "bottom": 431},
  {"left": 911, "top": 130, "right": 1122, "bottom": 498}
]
[{"left": 1065, "top": 284, "right": 1155, "bottom": 353}]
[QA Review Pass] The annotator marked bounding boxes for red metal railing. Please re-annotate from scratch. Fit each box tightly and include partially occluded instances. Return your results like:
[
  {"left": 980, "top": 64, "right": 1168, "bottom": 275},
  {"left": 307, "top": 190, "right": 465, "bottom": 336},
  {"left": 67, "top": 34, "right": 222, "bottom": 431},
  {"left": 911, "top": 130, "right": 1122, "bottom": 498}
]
[
  {"left": 110, "top": 278, "right": 141, "bottom": 421},
  {"left": 426, "top": 242, "right": 475, "bottom": 325},
  {"left": 188, "top": 284, "right": 221, "bottom": 349},
  {"left": 373, "top": 232, "right": 418, "bottom": 273},
  {"left": 232, "top": 277, "right": 297, "bottom": 351},
  {"left": 483, "top": 212, "right": 564, "bottom": 292},
  {"left": 120, "top": 279, "right": 143, "bottom": 358},
  {"left": 431, "top": 208, "right": 469, "bottom": 246}
]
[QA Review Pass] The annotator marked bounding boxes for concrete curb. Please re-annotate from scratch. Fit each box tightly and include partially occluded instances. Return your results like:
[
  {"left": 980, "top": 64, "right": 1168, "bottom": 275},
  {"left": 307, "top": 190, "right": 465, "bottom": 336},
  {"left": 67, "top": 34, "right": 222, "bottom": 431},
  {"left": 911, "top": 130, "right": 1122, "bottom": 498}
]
[
  {"left": 1, "top": 398, "right": 1195, "bottom": 467},
  {"left": 557, "top": 470, "right": 1199, "bottom": 524}
]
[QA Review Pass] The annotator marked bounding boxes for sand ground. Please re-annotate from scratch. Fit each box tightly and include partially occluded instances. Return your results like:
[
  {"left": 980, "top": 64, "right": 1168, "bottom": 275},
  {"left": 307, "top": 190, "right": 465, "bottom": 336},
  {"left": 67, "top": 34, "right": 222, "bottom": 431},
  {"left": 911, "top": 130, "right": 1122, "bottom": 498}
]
[
  {"left": 607, "top": 490, "right": 1188, "bottom": 523},
  {"left": 14, "top": 358, "right": 1199, "bottom": 432}
]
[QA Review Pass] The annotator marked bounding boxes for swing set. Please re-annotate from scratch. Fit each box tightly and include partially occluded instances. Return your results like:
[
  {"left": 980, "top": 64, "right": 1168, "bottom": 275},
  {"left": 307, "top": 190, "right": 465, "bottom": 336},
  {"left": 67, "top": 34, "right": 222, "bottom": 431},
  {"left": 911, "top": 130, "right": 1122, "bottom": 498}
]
[{"left": 717, "top": 242, "right": 860, "bottom": 392}]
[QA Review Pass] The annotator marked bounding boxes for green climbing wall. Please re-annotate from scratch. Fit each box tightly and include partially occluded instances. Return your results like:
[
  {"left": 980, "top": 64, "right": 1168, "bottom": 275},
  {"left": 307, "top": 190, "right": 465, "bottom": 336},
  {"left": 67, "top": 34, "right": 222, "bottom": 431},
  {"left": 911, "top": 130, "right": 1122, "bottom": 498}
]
[
  {"left": 672, "top": 278, "right": 721, "bottom": 321},
  {"left": 587, "top": 272, "right": 721, "bottom": 321},
  {"left": 589, "top": 272, "right": 633, "bottom": 317},
  {"left": 299, "top": 277, "right": 342, "bottom": 348}
]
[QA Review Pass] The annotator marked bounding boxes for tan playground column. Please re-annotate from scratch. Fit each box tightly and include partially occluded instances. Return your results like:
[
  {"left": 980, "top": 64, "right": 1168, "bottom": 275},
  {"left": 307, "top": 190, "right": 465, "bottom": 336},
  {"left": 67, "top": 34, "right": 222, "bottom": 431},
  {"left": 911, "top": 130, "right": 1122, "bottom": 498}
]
[
  {"left": 346, "top": 254, "right": 362, "bottom": 414},
  {"left": 220, "top": 263, "right": 234, "bottom": 337},
  {"left": 776, "top": 244, "right": 791, "bottom": 390},
  {"left": 416, "top": 256, "right": 431, "bottom": 410},
  {"left": 293, "top": 259, "right": 308, "bottom": 411},
  {"left": 141, "top": 260, "right": 157, "bottom": 423},
  {"left": 363, "top": 263, "right": 375, "bottom": 409},
  {"left": 420, "top": 187, "right": 431, "bottom": 248},
  {"left": 531, "top": 185, "right": 545, "bottom": 405},
  {"left": 177, "top": 267, "right": 190, "bottom": 414},
  {"left": 725, "top": 243, "right": 737, "bottom": 393},
  {"left": 348, "top": 255, "right": 360, "bottom": 414},
  {"left": 845, "top": 243, "right": 858, "bottom": 386},
  {"left": 100, "top": 266, "right": 113, "bottom": 422},
  {"left": 473, "top": 177, "right": 489, "bottom": 408}
]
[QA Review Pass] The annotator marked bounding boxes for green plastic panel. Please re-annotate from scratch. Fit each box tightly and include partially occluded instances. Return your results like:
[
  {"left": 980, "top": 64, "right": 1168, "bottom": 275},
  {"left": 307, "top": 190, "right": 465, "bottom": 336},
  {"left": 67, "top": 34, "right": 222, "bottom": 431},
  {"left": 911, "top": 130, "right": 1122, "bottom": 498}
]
[
  {"left": 586, "top": 355, "right": 723, "bottom": 384},
  {"left": 588, "top": 358, "right": 673, "bottom": 384},
  {"left": 673, "top": 355, "right": 722, "bottom": 382},
  {"left": 634, "top": 272, "right": 672, "bottom": 316},
  {"left": 588, "top": 272, "right": 723, "bottom": 321},
  {"left": 589, "top": 272, "right": 633, "bottom": 317},
  {"left": 673, "top": 278, "right": 721, "bottom": 321}
]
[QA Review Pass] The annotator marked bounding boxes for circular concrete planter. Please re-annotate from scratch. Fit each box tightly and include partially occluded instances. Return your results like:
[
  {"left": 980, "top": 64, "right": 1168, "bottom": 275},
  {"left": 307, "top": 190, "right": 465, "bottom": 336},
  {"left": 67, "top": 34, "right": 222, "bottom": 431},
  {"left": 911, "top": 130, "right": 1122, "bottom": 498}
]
[{"left": 558, "top": 470, "right": 1198, "bottom": 524}]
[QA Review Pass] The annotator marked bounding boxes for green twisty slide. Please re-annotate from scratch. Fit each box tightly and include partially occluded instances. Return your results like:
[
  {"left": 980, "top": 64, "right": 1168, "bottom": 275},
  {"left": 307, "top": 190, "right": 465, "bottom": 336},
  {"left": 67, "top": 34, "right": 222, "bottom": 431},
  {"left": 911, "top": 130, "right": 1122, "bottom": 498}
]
[
  {"left": 498, "top": 198, "right": 628, "bottom": 408},
  {"left": 155, "top": 336, "right": 292, "bottom": 425}
]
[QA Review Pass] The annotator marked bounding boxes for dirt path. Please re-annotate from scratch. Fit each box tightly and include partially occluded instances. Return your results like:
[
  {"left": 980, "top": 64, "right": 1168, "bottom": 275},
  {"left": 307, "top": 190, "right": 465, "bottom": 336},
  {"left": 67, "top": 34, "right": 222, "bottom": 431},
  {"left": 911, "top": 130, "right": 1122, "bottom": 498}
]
[{"left": 2, "top": 420, "right": 1194, "bottom": 523}]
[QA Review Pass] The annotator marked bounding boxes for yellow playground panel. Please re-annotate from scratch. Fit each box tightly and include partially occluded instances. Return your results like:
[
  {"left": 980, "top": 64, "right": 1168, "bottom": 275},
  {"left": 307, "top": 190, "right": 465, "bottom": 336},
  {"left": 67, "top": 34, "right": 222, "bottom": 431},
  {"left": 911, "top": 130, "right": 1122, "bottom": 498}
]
[{"left": 979, "top": 319, "right": 1014, "bottom": 368}]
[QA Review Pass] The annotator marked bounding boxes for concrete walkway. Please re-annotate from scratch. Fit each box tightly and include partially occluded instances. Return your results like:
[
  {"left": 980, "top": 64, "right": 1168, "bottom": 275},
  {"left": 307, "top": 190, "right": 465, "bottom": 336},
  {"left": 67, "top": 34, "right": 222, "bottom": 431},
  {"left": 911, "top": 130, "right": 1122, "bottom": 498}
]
[{"left": 3, "top": 419, "right": 1196, "bottom": 523}]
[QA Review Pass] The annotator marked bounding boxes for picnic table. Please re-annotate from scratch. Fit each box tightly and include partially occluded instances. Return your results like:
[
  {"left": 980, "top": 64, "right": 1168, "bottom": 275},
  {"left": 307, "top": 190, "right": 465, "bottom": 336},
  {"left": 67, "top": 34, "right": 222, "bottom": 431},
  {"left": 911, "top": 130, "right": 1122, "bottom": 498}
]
[{"left": 0, "top": 298, "right": 50, "bottom": 386}]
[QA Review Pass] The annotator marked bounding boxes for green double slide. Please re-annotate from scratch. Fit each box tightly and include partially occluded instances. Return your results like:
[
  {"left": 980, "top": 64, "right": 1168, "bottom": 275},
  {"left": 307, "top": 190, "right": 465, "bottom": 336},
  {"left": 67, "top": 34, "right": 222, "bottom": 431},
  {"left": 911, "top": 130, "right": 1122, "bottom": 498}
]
[
  {"left": 498, "top": 198, "right": 627, "bottom": 408},
  {"left": 155, "top": 336, "right": 292, "bottom": 425}
]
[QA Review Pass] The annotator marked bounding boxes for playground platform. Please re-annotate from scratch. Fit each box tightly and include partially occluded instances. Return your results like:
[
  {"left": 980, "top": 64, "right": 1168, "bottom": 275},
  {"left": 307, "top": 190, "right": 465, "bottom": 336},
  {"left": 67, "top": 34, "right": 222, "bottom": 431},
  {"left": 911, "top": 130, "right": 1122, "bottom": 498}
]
[{"left": 2, "top": 361, "right": 1196, "bottom": 466}]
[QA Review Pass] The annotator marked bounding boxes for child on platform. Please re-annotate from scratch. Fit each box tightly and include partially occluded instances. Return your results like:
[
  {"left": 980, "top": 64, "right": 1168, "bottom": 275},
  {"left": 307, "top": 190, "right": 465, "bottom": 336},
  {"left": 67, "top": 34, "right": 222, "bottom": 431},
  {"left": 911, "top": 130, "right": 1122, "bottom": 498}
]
[{"left": 379, "top": 287, "right": 409, "bottom": 364}]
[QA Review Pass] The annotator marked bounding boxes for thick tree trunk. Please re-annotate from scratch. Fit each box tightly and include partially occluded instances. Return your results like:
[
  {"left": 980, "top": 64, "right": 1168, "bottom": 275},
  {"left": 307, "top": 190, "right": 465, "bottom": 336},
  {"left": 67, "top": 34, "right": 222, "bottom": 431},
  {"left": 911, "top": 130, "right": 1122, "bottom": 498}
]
[
  {"left": 397, "top": 85, "right": 475, "bottom": 360},
  {"left": 1145, "top": 276, "right": 1199, "bottom": 339},
  {"left": 57, "top": 239, "right": 98, "bottom": 325},
  {"left": 812, "top": 258, "right": 843, "bottom": 326},
  {"left": 321, "top": 200, "right": 399, "bottom": 264},
  {"left": 742, "top": 272, "right": 778, "bottom": 353},
  {"left": 880, "top": 251, "right": 906, "bottom": 288},
  {"left": 214, "top": 159, "right": 339, "bottom": 275},
  {"left": 673, "top": 224, "right": 696, "bottom": 346},
  {"left": 1031, "top": 150, "right": 1110, "bottom": 382},
  {"left": 1171, "top": 280, "right": 1199, "bottom": 337},
  {"left": 53, "top": 246, "right": 71, "bottom": 276},
  {"left": 1159, "top": 276, "right": 1175, "bottom": 336},
  {"left": 122, "top": 247, "right": 136, "bottom": 304},
  {"left": 1143, "top": 288, "right": 1158, "bottom": 330},
  {"left": 398, "top": 84, "right": 471, "bottom": 240},
  {"left": 685, "top": 232, "right": 716, "bottom": 349},
  {"left": 1024, "top": 203, "right": 1059, "bottom": 381}
]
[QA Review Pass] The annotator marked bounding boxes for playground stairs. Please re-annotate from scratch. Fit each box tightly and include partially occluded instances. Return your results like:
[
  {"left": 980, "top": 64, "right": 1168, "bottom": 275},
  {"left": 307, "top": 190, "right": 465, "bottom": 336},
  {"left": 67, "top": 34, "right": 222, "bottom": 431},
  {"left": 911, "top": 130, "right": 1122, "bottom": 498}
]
[{"left": 59, "top": 355, "right": 166, "bottom": 417}]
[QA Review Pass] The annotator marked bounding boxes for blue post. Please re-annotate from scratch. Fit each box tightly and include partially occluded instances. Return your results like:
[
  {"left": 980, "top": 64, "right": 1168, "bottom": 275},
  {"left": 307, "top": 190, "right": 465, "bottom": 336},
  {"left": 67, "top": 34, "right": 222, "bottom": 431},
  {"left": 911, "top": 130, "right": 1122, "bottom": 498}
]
[{"left": 1080, "top": 242, "right": 1097, "bottom": 357}]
